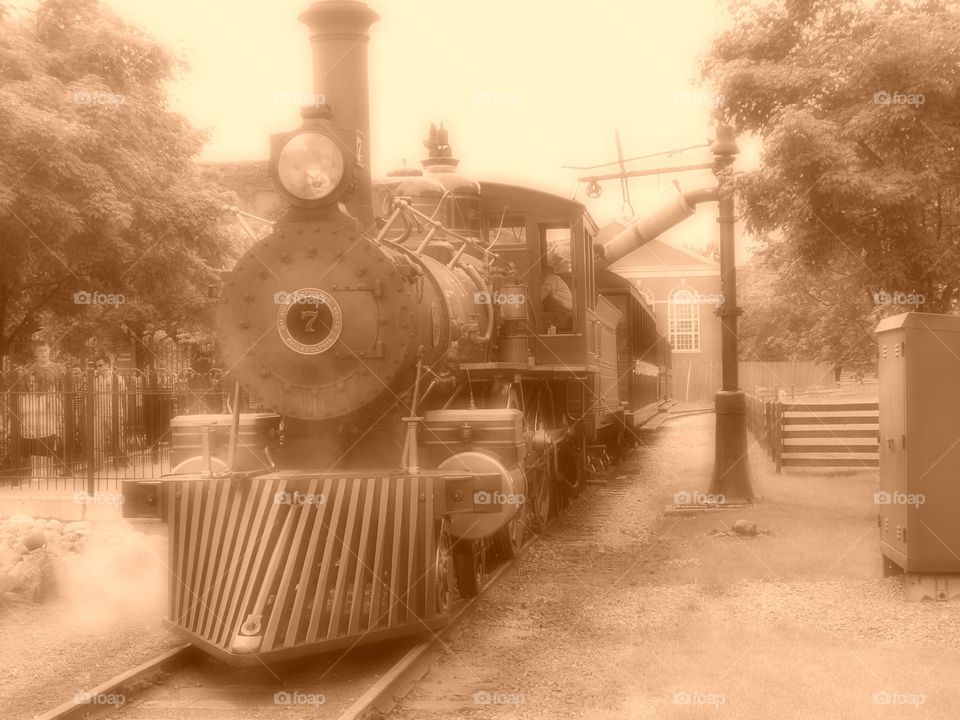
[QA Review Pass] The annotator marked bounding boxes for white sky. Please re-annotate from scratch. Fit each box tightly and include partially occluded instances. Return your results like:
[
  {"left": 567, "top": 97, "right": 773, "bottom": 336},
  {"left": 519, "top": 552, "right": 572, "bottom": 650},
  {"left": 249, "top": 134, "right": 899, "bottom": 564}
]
[{"left": 61, "top": 0, "right": 758, "bottom": 252}]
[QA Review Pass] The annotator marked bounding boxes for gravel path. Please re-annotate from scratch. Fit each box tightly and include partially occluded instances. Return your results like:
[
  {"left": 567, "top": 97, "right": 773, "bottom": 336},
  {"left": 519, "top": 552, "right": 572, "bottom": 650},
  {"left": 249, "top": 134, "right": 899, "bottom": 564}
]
[{"left": 389, "top": 414, "right": 960, "bottom": 719}]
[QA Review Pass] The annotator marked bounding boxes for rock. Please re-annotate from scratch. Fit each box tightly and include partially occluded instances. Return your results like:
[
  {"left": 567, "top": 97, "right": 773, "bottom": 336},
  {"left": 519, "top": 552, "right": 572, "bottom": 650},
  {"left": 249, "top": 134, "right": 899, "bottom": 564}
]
[
  {"left": 22, "top": 532, "right": 47, "bottom": 551},
  {"left": 733, "top": 519, "right": 759, "bottom": 536},
  {"left": 62, "top": 533, "right": 80, "bottom": 543},
  {"left": 0, "top": 546, "right": 20, "bottom": 568},
  {"left": 0, "top": 573, "right": 17, "bottom": 595},
  {"left": 45, "top": 519, "right": 63, "bottom": 533},
  {"left": 11, "top": 542, "right": 29, "bottom": 556},
  {"left": 6, "top": 514, "right": 35, "bottom": 531},
  {"left": 63, "top": 521, "right": 92, "bottom": 536},
  {"left": 9, "top": 552, "right": 54, "bottom": 601}
]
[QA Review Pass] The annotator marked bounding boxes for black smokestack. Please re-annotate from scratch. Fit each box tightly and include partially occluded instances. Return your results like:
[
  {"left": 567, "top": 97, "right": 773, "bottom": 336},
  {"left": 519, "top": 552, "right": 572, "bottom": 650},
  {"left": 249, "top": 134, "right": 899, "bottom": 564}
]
[{"left": 299, "top": 1, "right": 380, "bottom": 228}]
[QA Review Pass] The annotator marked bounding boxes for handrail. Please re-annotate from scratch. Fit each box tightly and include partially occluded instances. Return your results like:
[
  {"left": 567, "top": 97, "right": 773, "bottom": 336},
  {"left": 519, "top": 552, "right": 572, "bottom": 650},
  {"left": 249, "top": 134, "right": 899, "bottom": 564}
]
[{"left": 384, "top": 198, "right": 501, "bottom": 264}]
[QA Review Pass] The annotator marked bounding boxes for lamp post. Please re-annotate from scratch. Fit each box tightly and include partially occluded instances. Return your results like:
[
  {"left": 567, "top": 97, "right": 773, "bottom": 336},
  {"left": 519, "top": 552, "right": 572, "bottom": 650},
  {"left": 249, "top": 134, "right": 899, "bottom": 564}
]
[{"left": 707, "top": 125, "right": 755, "bottom": 503}]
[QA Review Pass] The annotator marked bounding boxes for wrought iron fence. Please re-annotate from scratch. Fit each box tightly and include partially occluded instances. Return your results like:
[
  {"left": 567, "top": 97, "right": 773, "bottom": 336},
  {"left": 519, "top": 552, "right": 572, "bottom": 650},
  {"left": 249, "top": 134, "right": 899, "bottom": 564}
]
[{"left": 0, "top": 368, "right": 253, "bottom": 491}]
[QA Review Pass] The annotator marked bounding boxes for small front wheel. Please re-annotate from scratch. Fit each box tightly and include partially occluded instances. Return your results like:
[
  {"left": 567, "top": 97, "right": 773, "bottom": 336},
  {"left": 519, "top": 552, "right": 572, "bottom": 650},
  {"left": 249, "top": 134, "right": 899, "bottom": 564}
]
[
  {"left": 454, "top": 541, "right": 485, "bottom": 597},
  {"left": 495, "top": 512, "right": 524, "bottom": 559}
]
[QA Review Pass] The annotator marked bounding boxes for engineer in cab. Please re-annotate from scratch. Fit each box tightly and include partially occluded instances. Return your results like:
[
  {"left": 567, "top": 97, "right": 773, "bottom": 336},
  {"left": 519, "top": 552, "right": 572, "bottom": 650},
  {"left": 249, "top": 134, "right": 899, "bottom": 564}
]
[{"left": 540, "top": 244, "right": 573, "bottom": 333}]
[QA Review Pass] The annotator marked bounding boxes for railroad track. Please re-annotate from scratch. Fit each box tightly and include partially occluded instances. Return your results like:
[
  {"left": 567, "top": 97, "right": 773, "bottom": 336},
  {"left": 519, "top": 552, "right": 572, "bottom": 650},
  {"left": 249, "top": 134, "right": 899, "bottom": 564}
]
[
  {"left": 32, "top": 535, "right": 541, "bottom": 720},
  {"left": 32, "top": 644, "right": 198, "bottom": 720},
  {"left": 335, "top": 538, "right": 532, "bottom": 720}
]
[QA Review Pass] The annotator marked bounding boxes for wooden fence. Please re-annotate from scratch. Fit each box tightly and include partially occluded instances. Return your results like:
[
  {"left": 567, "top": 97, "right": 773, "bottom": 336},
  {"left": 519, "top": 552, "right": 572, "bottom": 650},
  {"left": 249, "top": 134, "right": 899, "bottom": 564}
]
[
  {"left": 746, "top": 394, "right": 879, "bottom": 472},
  {"left": 673, "top": 360, "right": 834, "bottom": 404}
]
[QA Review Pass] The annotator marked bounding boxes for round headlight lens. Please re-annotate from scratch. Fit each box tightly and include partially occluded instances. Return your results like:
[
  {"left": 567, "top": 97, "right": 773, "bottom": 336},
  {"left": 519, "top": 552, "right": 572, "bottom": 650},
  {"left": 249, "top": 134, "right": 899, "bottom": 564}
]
[{"left": 276, "top": 132, "right": 345, "bottom": 202}]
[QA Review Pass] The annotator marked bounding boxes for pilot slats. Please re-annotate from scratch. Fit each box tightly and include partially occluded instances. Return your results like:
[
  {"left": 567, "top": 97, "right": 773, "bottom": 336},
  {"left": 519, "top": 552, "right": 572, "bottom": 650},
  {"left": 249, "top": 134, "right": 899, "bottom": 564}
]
[{"left": 168, "top": 474, "right": 442, "bottom": 657}]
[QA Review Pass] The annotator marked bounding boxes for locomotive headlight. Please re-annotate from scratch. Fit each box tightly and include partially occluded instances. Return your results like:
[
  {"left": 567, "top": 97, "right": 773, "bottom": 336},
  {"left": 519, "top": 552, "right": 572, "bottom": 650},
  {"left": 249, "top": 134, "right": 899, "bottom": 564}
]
[
  {"left": 276, "top": 132, "right": 345, "bottom": 202},
  {"left": 270, "top": 108, "right": 358, "bottom": 209}
]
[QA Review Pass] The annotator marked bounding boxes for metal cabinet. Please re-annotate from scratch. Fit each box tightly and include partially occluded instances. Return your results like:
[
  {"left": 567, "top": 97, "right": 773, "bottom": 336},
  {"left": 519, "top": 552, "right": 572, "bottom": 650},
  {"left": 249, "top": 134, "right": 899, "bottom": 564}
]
[{"left": 876, "top": 312, "right": 960, "bottom": 574}]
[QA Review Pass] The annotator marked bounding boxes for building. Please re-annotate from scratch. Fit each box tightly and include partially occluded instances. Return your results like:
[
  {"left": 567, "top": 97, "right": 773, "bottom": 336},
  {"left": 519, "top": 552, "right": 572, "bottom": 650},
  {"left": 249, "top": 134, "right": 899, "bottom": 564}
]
[
  {"left": 598, "top": 220, "right": 722, "bottom": 363},
  {"left": 597, "top": 219, "right": 725, "bottom": 404}
]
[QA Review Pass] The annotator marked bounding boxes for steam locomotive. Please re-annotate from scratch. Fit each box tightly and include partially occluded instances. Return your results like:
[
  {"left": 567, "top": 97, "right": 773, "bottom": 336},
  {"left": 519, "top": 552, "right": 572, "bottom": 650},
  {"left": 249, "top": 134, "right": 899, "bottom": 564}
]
[{"left": 123, "top": 0, "right": 715, "bottom": 665}]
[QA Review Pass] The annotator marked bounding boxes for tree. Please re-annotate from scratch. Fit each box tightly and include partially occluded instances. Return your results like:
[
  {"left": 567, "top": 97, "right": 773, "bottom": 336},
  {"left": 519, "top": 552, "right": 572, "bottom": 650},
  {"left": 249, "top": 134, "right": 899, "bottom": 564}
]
[
  {"left": 737, "top": 257, "right": 878, "bottom": 367},
  {"left": 0, "top": 0, "right": 237, "bottom": 363},
  {"left": 704, "top": 0, "right": 960, "bottom": 365}
]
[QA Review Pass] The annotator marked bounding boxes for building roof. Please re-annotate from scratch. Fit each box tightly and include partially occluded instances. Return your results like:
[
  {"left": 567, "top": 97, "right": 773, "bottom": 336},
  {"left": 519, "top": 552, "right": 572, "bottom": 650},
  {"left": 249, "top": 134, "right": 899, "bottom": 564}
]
[{"left": 597, "top": 219, "right": 720, "bottom": 279}]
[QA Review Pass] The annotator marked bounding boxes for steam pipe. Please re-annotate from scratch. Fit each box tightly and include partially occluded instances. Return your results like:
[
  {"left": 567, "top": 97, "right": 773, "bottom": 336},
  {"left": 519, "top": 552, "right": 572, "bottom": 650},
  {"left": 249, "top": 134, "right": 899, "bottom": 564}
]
[
  {"left": 299, "top": 1, "right": 380, "bottom": 228},
  {"left": 464, "top": 263, "right": 495, "bottom": 343},
  {"left": 373, "top": 204, "right": 403, "bottom": 244},
  {"left": 596, "top": 186, "right": 718, "bottom": 269},
  {"left": 225, "top": 381, "right": 241, "bottom": 472}
]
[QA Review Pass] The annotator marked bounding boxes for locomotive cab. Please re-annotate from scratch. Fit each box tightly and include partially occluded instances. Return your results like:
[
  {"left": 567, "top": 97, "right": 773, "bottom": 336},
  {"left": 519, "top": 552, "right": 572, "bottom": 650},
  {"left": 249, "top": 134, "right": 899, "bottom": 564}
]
[{"left": 479, "top": 182, "right": 611, "bottom": 372}]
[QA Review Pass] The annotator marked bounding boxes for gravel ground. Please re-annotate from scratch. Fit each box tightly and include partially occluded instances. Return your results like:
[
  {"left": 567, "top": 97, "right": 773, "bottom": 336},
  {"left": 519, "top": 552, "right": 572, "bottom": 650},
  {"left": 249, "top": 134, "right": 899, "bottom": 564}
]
[
  {"left": 390, "top": 439, "right": 666, "bottom": 720},
  {"left": 389, "top": 413, "right": 960, "bottom": 719},
  {"left": 0, "top": 518, "right": 179, "bottom": 720}
]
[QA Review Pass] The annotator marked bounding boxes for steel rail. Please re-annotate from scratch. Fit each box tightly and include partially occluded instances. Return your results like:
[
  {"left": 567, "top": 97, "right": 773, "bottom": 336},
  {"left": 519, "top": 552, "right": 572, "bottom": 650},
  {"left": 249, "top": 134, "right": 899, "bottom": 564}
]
[
  {"left": 335, "top": 537, "right": 536, "bottom": 720},
  {"left": 33, "top": 644, "right": 197, "bottom": 720}
]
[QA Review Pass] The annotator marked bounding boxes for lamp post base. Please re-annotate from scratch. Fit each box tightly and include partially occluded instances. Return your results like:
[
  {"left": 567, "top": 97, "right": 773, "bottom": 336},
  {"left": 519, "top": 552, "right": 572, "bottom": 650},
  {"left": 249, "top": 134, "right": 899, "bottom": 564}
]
[{"left": 708, "top": 390, "right": 755, "bottom": 503}]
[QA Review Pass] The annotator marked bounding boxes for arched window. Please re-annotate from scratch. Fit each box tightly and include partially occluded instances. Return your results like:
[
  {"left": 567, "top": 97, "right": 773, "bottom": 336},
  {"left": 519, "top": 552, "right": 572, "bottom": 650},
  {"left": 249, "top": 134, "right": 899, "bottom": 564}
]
[{"left": 668, "top": 285, "right": 700, "bottom": 352}]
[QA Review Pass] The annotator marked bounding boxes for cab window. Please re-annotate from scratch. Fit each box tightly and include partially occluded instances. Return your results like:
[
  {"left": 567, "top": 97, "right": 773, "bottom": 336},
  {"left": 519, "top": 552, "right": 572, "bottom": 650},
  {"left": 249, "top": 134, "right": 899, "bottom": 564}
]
[
  {"left": 487, "top": 216, "right": 526, "bottom": 247},
  {"left": 540, "top": 225, "right": 574, "bottom": 333}
]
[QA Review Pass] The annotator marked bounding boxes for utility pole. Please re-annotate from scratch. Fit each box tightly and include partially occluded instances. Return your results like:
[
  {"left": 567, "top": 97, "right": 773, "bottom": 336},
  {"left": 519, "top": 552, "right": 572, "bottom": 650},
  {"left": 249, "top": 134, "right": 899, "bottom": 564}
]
[
  {"left": 707, "top": 125, "right": 754, "bottom": 503},
  {"left": 575, "top": 126, "right": 754, "bottom": 505}
]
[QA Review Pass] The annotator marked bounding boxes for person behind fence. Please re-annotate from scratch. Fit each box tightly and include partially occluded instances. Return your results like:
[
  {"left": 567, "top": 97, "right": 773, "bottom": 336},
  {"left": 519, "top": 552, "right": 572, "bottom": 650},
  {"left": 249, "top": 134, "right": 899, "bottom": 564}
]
[
  {"left": 93, "top": 352, "right": 126, "bottom": 469},
  {"left": 19, "top": 339, "right": 69, "bottom": 475}
]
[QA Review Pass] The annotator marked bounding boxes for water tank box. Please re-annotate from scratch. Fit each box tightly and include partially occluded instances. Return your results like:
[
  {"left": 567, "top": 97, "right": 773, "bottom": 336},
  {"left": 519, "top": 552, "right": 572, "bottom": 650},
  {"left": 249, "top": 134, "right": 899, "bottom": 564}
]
[{"left": 421, "top": 409, "right": 524, "bottom": 465}]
